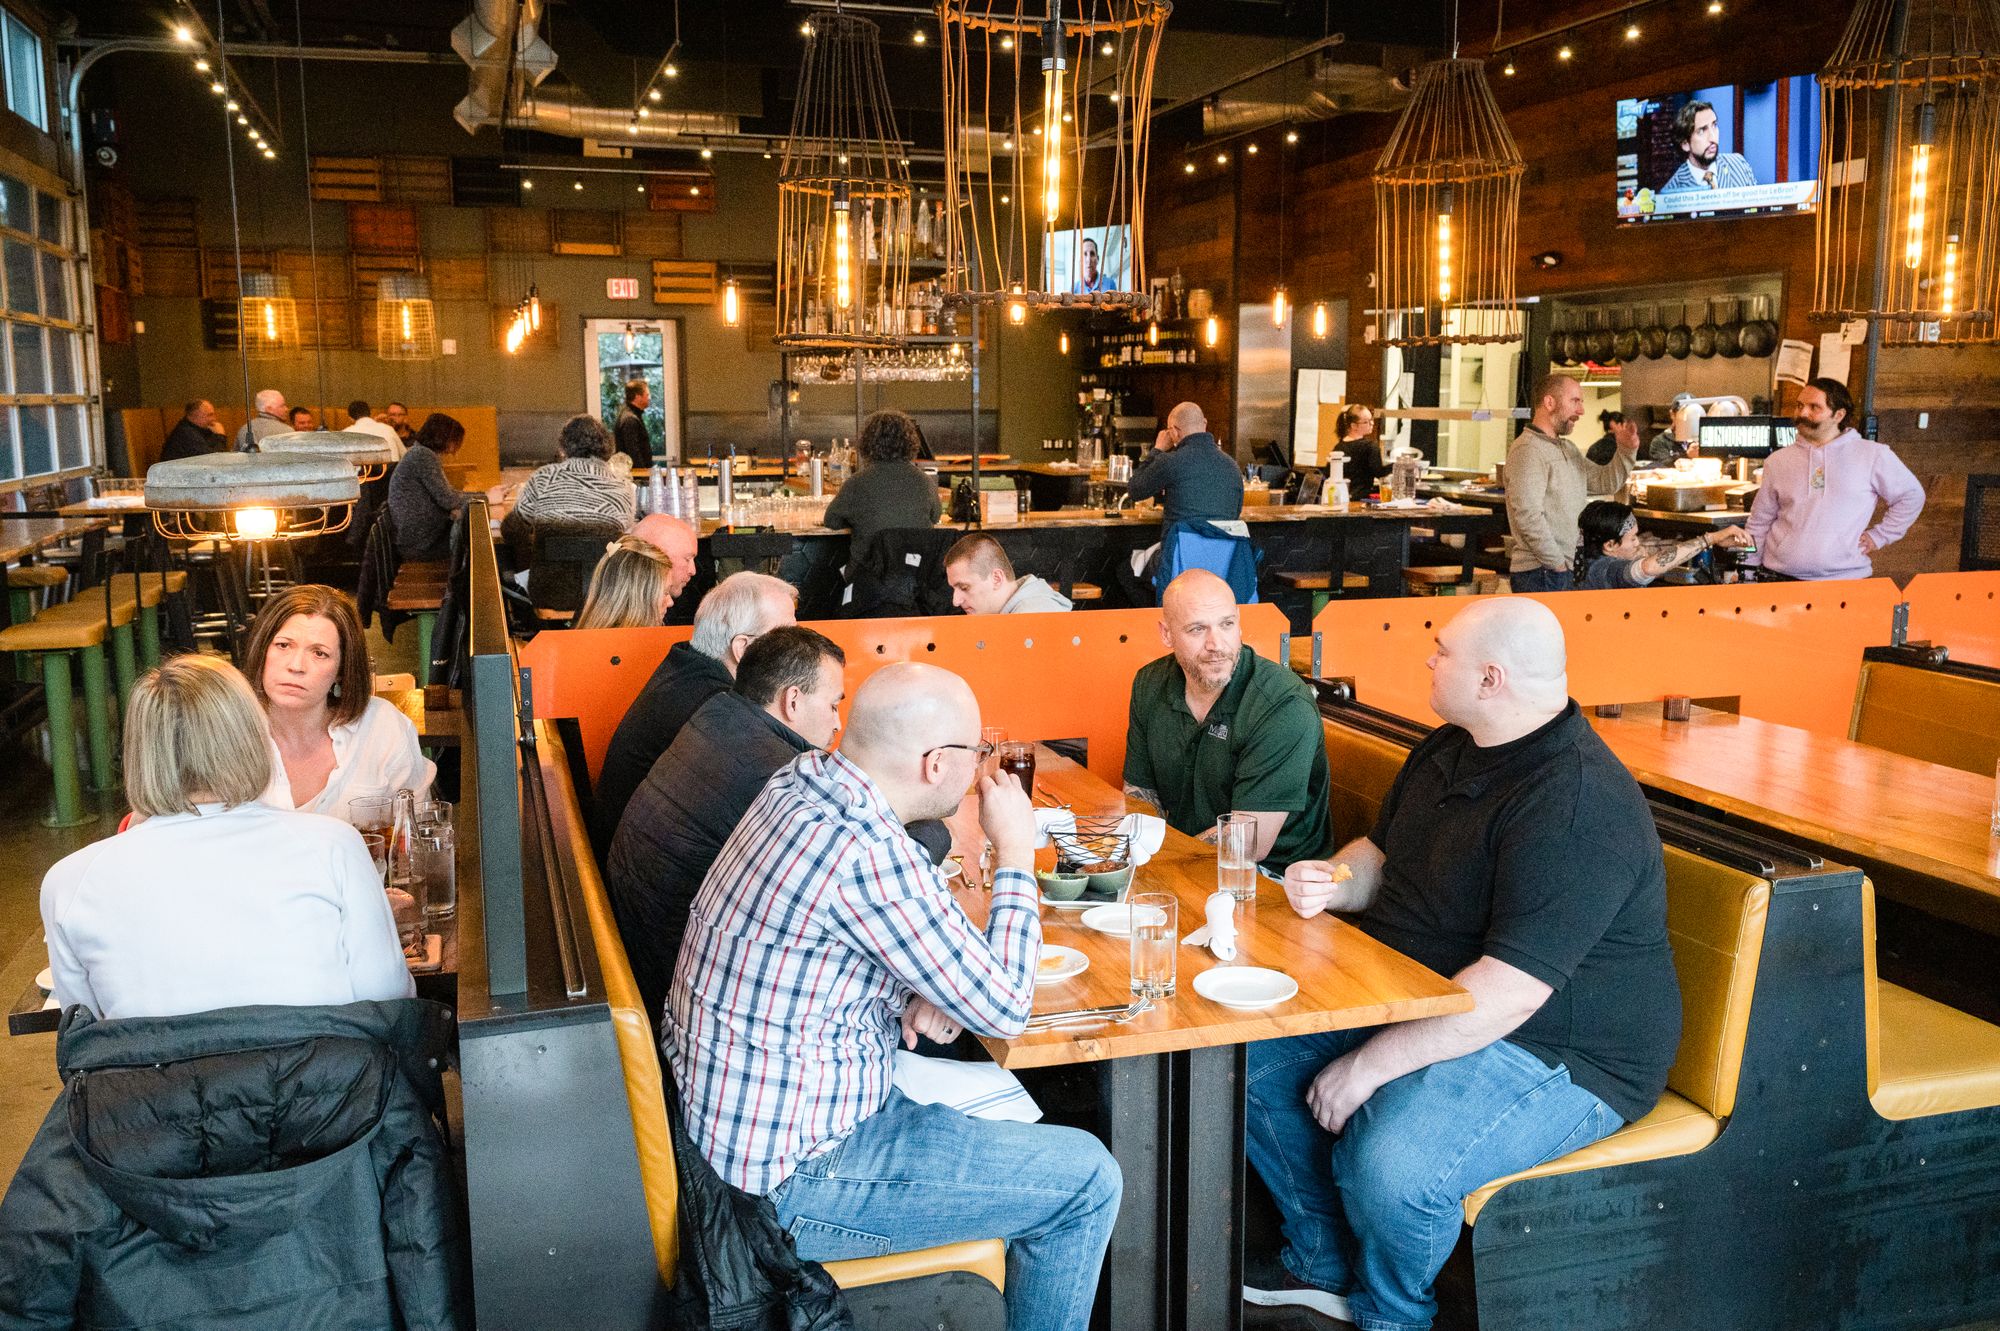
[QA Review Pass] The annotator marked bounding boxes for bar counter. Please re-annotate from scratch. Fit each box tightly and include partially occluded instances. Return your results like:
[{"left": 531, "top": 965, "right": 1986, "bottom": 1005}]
[{"left": 700, "top": 501, "right": 1499, "bottom": 622}]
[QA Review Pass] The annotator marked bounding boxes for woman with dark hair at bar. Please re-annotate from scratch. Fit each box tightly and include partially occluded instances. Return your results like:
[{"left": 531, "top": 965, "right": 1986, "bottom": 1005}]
[
  {"left": 386, "top": 411, "right": 474, "bottom": 561},
  {"left": 821, "top": 408, "right": 942, "bottom": 546},
  {"left": 1331, "top": 403, "right": 1391, "bottom": 490}
]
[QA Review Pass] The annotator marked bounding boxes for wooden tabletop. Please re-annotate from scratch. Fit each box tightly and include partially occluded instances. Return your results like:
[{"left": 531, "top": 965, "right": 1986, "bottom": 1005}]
[
  {"left": 58, "top": 495, "right": 147, "bottom": 515},
  {"left": 378, "top": 687, "right": 464, "bottom": 746},
  {"left": 953, "top": 751, "right": 1471, "bottom": 1070},
  {"left": 0, "top": 516, "right": 113, "bottom": 563},
  {"left": 1590, "top": 704, "right": 2000, "bottom": 897}
]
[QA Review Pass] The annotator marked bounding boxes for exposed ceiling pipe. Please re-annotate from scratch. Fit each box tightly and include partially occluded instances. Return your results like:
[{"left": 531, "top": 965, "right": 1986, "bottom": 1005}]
[
  {"left": 513, "top": 83, "right": 742, "bottom": 142},
  {"left": 452, "top": 0, "right": 556, "bottom": 134}
]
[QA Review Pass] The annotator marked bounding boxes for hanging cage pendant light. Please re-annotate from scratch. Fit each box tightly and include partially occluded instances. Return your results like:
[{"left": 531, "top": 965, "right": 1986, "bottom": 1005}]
[
  {"left": 1814, "top": 0, "right": 2000, "bottom": 345},
  {"left": 240, "top": 273, "right": 301, "bottom": 359},
  {"left": 1372, "top": 59, "right": 1524, "bottom": 347},
  {"left": 938, "top": 0, "right": 1168, "bottom": 315},
  {"left": 775, "top": 10, "right": 914, "bottom": 349},
  {"left": 375, "top": 274, "right": 441, "bottom": 361}
]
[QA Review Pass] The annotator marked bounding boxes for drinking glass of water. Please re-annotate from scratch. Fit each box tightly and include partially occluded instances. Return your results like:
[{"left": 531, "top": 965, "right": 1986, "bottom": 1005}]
[
  {"left": 1216, "top": 813, "right": 1256, "bottom": 903},
  {"left": 1128, "top": 892, "right": 1178, "bottom": 999}
]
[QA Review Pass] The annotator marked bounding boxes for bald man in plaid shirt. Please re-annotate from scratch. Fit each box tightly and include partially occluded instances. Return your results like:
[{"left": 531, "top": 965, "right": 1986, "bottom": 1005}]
[{"left": 664, "top": 663, "right": 1121, "bottom": 1331}]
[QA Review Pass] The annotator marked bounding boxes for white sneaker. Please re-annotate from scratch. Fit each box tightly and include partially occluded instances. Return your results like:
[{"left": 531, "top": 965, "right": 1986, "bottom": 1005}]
[{"left": 1243, "top": 1276, "right": 1353, "bottom": 1322}]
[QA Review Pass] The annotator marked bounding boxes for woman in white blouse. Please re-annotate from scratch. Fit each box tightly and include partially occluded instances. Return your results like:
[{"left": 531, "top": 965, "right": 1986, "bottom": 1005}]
[
  {"left": 41, "top": 654, "right": 413, "bottom": 1020},
  {"left": 248, "top": 585, "right": 433, "bottom": 820}
]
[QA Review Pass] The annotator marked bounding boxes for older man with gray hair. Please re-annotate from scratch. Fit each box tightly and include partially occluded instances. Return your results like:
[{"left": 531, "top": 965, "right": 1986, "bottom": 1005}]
[
  {"left": 1242, "top": 598, "right": 1680, "bottom": 1331},
  {"left": 233, "top": 388, "right": 291, "bottom": 452},
  {"left": 665, "top": 662, "right": 1121, "bottom": 1331},
  {"left": 589, "top": 570, "right": 797, "bottom": 854}
]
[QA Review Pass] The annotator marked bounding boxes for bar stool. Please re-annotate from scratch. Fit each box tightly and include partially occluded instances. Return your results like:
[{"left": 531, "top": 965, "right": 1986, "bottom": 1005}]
[
  {"left": 0, "top": 610, "right": 114, "bottom": 824},
  {"left": 40, "top": 585, "right": 142, "bottom": 712},
  {"left": 7, "top": 563, "right": 68, "bottom": 622},
  {"left": 108, "top": 570, "right": 190, "bottom": 668}
]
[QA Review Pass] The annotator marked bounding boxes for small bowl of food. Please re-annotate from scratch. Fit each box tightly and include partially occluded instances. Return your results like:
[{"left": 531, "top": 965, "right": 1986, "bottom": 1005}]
[
  {"left": 1037, "top": 869, "right": 1090, "bottom": 902},
  {"left": 1079, "top": 861, "right": 1134, "bottom": 900}
]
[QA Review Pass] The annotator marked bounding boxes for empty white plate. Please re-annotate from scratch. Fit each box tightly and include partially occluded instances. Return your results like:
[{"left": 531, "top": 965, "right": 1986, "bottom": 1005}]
[
  {"left": 1081, "top": 903, "right": 1167, "bottom": 938},
  {"left": 1193, "top": 966, "right": 1299, "bottom": 1009},
  {"left": 1035, "top": 946, "right": 1088, "bottom": 984}
]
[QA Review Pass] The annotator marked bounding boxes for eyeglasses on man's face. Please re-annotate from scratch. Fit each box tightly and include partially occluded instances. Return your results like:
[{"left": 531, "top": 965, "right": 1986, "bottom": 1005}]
[{"left": 925, "top": 741, "right": 996, "bottom": 763}]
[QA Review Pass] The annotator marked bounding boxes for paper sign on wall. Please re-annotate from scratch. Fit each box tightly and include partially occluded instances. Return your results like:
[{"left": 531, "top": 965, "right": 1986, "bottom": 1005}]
[
  {"left": 1817, "top": 333, "right": 1853, "bottom": 386},
  {"left": 1773, "top": 339, "right": 1814, "bottom": 386}
]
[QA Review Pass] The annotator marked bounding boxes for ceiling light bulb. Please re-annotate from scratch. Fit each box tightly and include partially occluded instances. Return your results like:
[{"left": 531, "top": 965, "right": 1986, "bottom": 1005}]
[
  {"left": 263, "top": 149, "right": 276, "bottom": 160},
  {"left": 1285, "top": 129, "right": 1299, "bottom": 144},
  {"left": 1707, "top": 1, "right": 1723, "bottom": 12},
  {"left": 627, "top": 121, "right": 639, "bottom": 135},
  {"left": 701, "top": 147, "right": 714, "bottom": 159},
  {"left": 1247, "top": 142, "right": 1258, "bottom": 154},
  {"left": 1312, "top": 301, "right": 1328, "bottom": 338},
  {"left": 225, "top": 99, "right": 238, "bottom": 111},
  {"left": 194, "top": 58, "right": 209, "bottom": 72},
  {"left": 1109, "top": 91, "right": 1119, "bottom": 103},
  {"left": 1625, "top": 23, "right": 1640, "bottom": 40},
  {"left": 574, "top": 180, "right": 584, "bottom": 191},
  {"left": 721, "top": 278, "right": 741, "bottom": 327},
  {"left": 1059, "top": 329, "right": 1070, "bottom": 353},
  {"left": 1503, "top": 61, "right": 1516, "bottom": 76},
  {"left": 1000, "top": 35, "right": 1014, "bottom": 50},
  {"left": 522, "top": 178, "right": 534, "bottom": 190},
  {"left": 913, "top": 29, "right": 926, "bottom": 44},
  {"left": 234, "top": 507, "right": 278, "bottom": 540},
  {"left": 690, "top": 185, "right": 701, "bottom": 195},
  {"left": 173, "top": 24, "right": 194, "bottom": 43},
  {"left": 1041, "top": 31, "right": 1066, "bottom": 218},
  {"left": 638, "top": 105, "right": 651, "bottom": 118},
  {"left": 1272, "top": 288, "right": 1288, "bottom": 328},
  {"left": 1215, "top": 152, "right": 1228, "bottom": 165},
  {"left": 637, "top": 182, "right": 647, "bottom": 193},
  {"left": 1100, "top": 41, "right": 1113, "bottom": 55},
  {"left": 1003, "top": 137, "right": 1013, "bottom": 149},
  {"left": 236, "top": 115, "right": 248, "bottom": 125},
  {"left": 832, "top": 190, "right": 854, "bottom": 311},
  {"left": 801, "top": 22, "right": 814, "bottom": 36},
  {"left": 1204, "top": 315, "right": 1219, "bottom": 347},
  {"left": 210, "top": 81, "right": 225, "bottom": 94},
  {"left": 1000, "top": 193, "right": 1011, "bottom": 203},
  {"left": 1184, "top": 161, "right": 1195, "bottom": 174},
  {"left": 648, "top": 87, "right": 663, "bottom": 101},
  {"left": 1558, "top": 45, "right": 1574, "bottom": 60},
  {"left": 665, "top": 62, "right": 679, "bottom": 77}
]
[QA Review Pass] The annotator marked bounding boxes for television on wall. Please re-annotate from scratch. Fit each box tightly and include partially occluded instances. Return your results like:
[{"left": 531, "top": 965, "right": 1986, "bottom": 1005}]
[
  {"left": 1043, "top": 224, "right": 1132, "bottom": 294},
  {"left": 1616, "top": 77, "right": 1821, "bottom": 224}
]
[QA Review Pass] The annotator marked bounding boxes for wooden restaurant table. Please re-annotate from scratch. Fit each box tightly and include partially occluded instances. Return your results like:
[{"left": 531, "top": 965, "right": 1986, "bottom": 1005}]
[
  {"left": 0, "top": 515, "right": 113, "bottom": 564},
  {"left": 952, "top": 750, "right": 1469, "bottom": 1331},
  {"left": 1589, "top": 703, "right": 2000, "bottom": 930}
]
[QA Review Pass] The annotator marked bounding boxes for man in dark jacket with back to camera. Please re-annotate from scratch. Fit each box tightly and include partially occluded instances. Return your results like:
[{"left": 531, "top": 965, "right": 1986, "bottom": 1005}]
[
  {"left": 615, "top": 377, "right": 654, "bottom": 471},
  {"left": 589, "top": 571, "right": 799, "bottom": 858},
  {"left": 1126, "top": 399, "right": 1243, "bottom": 525},
  {"left": 607, "top": 625, "right": 848, "bottom": 1024}
]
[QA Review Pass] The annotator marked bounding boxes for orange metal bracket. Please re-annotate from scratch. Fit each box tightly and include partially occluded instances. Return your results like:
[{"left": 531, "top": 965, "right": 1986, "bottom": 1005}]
[
  {"left": 1308, "top": 580, "right": 1905, "bottom": 737},
  {"left": 1903, "top": 572, "right": 2000, "bottom": 670},
  {"left": 518, "top": 605, "right": 1295, "bottom": 786}
]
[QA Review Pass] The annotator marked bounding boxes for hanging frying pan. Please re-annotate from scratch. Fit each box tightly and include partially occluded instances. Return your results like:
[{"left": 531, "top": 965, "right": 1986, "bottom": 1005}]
[
  {"left": 1716, "top": 297, "right": 1745, "bottom": 358},
  {"left": 1691, "top": 300, "right": 1719, "bottom": 358},
  {"left": 1739, "top": 295, "right": 1778, "bottom": 358},
  {"left": 1665, "top": 302, "right": 1693, "bottom": 360},
  {"left": 1588, "top": 309, "right": 1616, "bottom": 362},
  {"left": 1639, "top": 304, "right": 1668, "bottom": 359},
  {"left": 1613, "top": 307, "right": 1641, "bottom": 362}
]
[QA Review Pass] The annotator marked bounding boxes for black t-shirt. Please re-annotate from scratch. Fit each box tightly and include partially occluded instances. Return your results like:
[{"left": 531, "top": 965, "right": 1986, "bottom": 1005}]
[{"left": 1359, "top": 702, "right": 1681, "bottom": 1122}]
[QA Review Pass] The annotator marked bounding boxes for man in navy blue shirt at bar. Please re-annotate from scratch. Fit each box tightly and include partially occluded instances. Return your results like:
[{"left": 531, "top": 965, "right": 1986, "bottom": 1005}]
[{"left": 1126, "top": 401, "right": 1243, "bottom": 526}]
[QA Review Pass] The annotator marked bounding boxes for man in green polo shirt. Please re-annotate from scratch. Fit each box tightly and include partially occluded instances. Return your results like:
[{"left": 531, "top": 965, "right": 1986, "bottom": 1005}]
[{"left": 1123, "top": 570, "right": 1331, "bottom": 872}]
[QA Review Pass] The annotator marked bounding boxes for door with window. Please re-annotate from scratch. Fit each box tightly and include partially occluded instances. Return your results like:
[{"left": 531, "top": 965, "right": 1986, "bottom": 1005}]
[{"left": 583, "top": 318, "right": 681, "bottom": 463}]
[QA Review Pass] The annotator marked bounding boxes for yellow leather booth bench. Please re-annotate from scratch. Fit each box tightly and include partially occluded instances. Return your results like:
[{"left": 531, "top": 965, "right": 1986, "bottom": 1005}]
[{"left": 1849, "top": 656, "right": 2000, "bottom": 778}]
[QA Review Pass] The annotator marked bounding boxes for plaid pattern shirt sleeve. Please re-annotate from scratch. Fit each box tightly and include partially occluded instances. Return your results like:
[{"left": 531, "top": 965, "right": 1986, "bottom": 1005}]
[{"left": 662, "top": 750, "right": 1043, "bottom": 1194}]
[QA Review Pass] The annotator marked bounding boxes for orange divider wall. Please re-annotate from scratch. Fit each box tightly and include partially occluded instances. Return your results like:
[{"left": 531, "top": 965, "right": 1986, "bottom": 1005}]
[
  {"left": 1903, "top": 572, "right": 2000, "bottom": 670},
  {"left": 1309, "top": 580, "right": 1905, "bottom": 737},
  {"left": 518, "top": 604, "right": 1296, "bottom": 788}
]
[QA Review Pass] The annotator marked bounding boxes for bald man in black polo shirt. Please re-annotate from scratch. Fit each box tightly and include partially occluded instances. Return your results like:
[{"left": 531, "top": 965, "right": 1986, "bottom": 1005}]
[{"left": 1241, "top": 598, "right": 1680, "bottom": 1331}]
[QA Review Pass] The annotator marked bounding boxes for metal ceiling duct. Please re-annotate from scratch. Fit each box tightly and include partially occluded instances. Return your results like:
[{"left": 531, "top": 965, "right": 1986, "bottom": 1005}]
[
  {"left": 452, "top": 0, "right": 556, "bottom": 134},
  {"left": 1198, "top": 49, "right": 1414, "bottom": 138},
  {"left": 514, "top": 84, "right": 742, "bottom": 142}
]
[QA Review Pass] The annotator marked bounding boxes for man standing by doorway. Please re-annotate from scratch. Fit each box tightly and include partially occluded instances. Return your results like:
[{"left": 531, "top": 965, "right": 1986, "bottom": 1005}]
[{"left": 615, "top": 378, "right": 654, "bottom": 471}]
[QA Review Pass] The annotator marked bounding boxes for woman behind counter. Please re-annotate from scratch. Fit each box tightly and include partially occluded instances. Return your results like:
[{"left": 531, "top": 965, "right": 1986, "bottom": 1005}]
[
  {"left": 1330, "top": 404, "right": 1391, "bottom": 490},
  {"left": 249, "top": 585, "right": 434, "bottom": 819},
  {"left": 39, "top": 654, "right": 413, "bottom": 1019},
  {"left": 821, "top": 409, "right": 942, "bottom": 546},
  {"left": 1573, "top": 500, "right": 1754, "bottom": 589}
]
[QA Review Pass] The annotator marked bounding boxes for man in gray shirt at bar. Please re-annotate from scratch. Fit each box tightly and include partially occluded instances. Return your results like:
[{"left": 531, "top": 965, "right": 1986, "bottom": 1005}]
[{"left": 1504, "top": 373, "right": 1636, "bottom": 592}]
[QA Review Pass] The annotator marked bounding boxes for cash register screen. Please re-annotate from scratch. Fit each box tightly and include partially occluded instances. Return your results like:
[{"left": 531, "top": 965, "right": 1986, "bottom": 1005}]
[{"left": 1697, "top": 416, "right": 1781, "bottom": 458}]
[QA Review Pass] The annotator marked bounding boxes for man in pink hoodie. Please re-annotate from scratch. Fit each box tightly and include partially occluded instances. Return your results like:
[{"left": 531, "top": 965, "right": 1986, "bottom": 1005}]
[{"left": 1746, "top": 379, "right": 1925, "bottom": 580}]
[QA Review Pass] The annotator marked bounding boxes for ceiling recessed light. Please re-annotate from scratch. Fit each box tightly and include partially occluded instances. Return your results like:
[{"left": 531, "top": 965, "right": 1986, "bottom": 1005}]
[{"left": 1557, "top": 45, "right": 1574, "bottom": 60}]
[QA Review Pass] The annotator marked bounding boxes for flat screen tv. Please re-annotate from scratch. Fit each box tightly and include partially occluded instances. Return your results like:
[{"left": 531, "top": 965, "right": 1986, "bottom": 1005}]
[
  {"left": 1043, "top": 224, "right": 1132, "bottom": 294},
  {"left": 1616, "top": 77, "right": 1820, "bottom": 224}
]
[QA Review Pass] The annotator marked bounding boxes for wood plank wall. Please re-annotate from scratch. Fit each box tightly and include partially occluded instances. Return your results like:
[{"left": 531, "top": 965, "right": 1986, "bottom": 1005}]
[{"left": 1142, "top": 0, "right": 1994, "bottom": 578}]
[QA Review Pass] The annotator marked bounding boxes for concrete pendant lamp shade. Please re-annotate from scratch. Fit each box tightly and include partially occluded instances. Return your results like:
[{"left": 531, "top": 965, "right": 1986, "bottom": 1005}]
[{"left": 145, "top": 452, "right": 361, "bottom": 540}]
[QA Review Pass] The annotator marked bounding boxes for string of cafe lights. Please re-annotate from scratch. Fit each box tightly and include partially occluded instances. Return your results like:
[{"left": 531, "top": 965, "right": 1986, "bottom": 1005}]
[{"left": 168, "top": 14, "right": 282, "bottom": 163}]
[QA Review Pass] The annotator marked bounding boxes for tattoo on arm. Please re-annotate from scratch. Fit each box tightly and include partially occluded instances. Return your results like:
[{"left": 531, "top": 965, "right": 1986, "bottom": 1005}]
[{"left": 1123, "top": 783, "right": 1161, "bottom": 809}]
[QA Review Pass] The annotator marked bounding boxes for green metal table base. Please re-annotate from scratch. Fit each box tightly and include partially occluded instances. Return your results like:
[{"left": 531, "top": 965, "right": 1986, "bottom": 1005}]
[{"left": 31, "top": 649, "right": 100, "bottom": 828}]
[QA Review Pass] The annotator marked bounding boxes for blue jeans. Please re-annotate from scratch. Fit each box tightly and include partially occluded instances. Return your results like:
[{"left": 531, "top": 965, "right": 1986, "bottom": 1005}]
[
  {"left": 1509, "top": 566, "right": 1574, "bottom": 593},
  {"left": 1246, "top": 1028, "right": 1621, "bottom": 1331},
  {"left": 770, "top": 1090, "right": 1121, "bottom": 1331}
]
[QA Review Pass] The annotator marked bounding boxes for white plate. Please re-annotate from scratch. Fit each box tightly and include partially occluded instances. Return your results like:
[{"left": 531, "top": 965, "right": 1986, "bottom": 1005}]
[
  {"left": 1193, "top": 966, "right": 1299, "bottom": 1010},
  {"left": 34, "top": 967, "right": 52, "bottom": 994},
  {"left": 1081, "top": 903, "right": 1167, "bottom": 938},
  {"left": 1035, "top": 946, "right": 1089, "bottom": 985}
]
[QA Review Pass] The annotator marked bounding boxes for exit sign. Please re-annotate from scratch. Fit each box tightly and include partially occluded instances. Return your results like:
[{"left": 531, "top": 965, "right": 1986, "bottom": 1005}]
[{"left": 606, "top": 277, "right": 640, "bottom": 300}]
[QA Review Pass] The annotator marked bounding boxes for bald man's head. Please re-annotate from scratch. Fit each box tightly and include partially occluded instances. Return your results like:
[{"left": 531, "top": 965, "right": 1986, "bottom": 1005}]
[
  {"left": 1159, "top": 569, "right": 1243, "bottom": 693},
  {"left": 1167, "top": 401, "right": 1207, "bottom": 436},
  {"left": 841, "top": 663, "right": 987, "bottom": 820},
  {"left": 1427, "top": 598, "right": 1569, "bottom": 729},
  {"left": 631, "top": 514, "right": 699, "bottom": 595}
]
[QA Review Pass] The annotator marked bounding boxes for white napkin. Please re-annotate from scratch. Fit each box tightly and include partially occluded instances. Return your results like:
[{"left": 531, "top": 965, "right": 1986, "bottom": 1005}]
[
  {"left": 891, "top": 1051, "right": 1043, "bottom": 1123},
  {"left": 1033, "top": 807, "right": 1078, "bottom": 844},
  {"left": 1183, "top": 892, "right": 1238, "bottom": 961}
]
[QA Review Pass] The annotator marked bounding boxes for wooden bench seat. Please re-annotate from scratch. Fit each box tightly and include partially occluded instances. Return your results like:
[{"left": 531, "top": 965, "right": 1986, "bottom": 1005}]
[{"left": 1274, "top": 570, "right": 1370, "bottom": 592}]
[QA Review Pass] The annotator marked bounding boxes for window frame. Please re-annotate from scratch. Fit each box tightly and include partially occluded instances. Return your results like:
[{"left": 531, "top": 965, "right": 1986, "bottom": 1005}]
[{"left": 0, "top": 150, "right": 94, "bottom": 489}]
